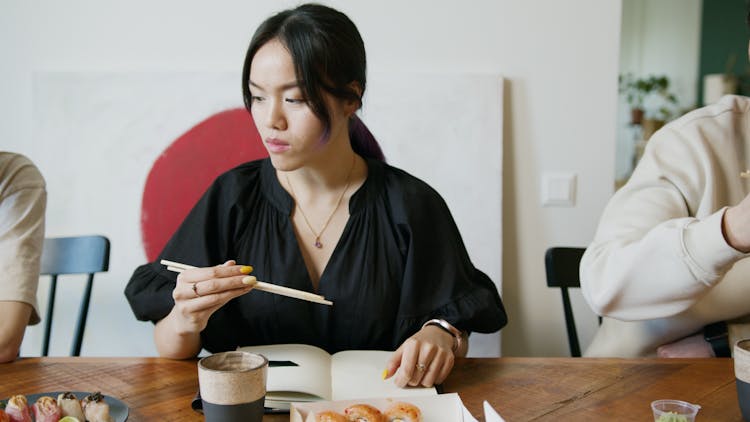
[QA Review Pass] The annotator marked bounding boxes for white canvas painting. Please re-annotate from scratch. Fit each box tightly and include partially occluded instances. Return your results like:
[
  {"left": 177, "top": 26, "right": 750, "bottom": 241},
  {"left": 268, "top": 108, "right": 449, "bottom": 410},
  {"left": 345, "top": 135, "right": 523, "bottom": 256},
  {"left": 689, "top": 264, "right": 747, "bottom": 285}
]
[{"left": 363, "top": 73, "right": 504, "bottom": 356}]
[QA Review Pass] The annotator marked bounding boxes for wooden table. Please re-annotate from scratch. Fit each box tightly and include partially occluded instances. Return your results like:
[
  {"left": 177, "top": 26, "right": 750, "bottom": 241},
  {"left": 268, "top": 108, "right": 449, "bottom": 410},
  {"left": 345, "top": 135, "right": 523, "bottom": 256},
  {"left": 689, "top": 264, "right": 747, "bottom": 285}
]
[{"left": 0, "top": 357, "right": 741, "bottom": 421}]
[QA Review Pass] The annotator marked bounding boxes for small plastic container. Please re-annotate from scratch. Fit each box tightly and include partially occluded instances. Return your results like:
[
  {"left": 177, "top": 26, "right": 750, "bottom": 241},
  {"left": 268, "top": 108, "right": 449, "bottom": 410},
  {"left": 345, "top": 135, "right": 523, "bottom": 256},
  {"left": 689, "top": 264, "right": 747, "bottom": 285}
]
[{"left": 651, "top": 399, "right": 701, "bottom": 422}]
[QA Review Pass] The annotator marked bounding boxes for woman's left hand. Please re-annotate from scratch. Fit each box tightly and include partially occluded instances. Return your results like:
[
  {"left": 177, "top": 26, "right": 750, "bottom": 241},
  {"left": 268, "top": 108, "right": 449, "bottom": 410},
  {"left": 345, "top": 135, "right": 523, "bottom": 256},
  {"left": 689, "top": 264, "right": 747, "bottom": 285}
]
[{"left": 384, "top": 325, "right": 455, "bottom": 388}]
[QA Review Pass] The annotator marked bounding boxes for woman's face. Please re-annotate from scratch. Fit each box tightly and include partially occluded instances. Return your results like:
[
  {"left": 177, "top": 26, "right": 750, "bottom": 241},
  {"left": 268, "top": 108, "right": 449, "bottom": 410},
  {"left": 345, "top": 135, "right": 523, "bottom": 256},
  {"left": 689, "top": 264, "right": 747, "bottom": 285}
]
[{"left": 248, "top": 38, "right": 351, "bottom": 171}]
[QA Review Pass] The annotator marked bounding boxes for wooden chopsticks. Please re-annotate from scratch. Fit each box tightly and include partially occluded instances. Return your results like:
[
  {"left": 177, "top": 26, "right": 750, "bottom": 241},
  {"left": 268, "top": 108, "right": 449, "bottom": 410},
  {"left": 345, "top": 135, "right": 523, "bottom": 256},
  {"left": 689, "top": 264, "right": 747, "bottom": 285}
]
[{"left": 160, "top": 259, "right": 333, "bottom": 306}]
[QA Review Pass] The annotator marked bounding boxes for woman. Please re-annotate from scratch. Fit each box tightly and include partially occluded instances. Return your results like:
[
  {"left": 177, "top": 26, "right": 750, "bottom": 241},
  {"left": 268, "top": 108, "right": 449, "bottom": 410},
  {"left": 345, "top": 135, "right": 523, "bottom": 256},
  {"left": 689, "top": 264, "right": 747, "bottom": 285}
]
[{"left": 125, "top": 3, "right": 506, "bottom": 388}]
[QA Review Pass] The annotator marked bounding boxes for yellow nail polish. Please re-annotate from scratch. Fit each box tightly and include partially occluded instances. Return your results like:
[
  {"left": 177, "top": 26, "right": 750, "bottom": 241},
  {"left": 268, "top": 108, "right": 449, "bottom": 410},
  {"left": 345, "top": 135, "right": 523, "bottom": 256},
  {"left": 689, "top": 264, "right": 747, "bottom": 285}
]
[
  {"left": 381, "top": 369, "right": 388, "bottom": 380},
  {"left": 240, "top": 265, "right": 253, "bottom": 274},
  {"left": 242, "top": 276, "right": 257, "bottom": 285}
]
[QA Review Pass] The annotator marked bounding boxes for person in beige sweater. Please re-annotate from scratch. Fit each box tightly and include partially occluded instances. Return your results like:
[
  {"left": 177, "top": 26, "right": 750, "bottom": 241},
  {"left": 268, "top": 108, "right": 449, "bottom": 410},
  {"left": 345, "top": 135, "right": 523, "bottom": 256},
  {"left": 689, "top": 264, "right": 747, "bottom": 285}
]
[
  {"left": 0, "top": 152, "right": 46, "bottom": 362},
  {"left": 581, "top": 94, "right": 750, "bottom": 357}
]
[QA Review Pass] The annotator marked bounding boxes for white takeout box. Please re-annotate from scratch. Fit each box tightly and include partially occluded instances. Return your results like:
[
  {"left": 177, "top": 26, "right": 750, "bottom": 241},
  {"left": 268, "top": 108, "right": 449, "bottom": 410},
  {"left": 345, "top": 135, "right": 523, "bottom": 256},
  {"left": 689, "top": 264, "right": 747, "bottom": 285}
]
[{"left": 290, "top": 392, "right": 466, "bottom": 422}]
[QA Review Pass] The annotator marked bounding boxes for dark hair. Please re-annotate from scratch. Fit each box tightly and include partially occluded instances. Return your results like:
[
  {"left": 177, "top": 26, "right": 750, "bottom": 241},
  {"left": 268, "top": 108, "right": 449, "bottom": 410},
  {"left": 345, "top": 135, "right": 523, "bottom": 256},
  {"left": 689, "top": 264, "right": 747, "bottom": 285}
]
[{"left": 242, "top": 3, "right": 384, "bottom": 161}]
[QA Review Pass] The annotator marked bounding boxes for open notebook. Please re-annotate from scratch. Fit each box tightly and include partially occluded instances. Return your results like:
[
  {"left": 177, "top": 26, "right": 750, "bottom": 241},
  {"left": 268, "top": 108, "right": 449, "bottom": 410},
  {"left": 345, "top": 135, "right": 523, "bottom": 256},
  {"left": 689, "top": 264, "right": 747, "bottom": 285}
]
[{"left": 237, "top": 344, "right": 437, "bottom": 410}]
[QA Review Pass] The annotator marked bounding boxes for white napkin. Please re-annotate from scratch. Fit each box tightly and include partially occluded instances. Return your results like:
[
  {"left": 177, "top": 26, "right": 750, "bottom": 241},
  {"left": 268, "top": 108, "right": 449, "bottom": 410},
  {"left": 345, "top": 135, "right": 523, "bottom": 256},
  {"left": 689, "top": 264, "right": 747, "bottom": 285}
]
[
  {"left": 483, "top": 400, "right": 506, "bottom": 422},
  {"left": 460, "top": 400, "right": 506, "bottom": 422},
  {"left": 461, "top": 403, "right": 479, "bottom": 422}
]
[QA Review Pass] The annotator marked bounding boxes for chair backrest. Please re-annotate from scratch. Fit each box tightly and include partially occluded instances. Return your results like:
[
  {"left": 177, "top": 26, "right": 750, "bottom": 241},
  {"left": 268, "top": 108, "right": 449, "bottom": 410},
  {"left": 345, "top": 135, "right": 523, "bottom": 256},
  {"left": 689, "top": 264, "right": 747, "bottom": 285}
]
[
  {"left": 39, "top": 235, "right": 110, "bottom": 356},
  {"left": 544, "top": 247, "right": 587, "bottom": 357}
]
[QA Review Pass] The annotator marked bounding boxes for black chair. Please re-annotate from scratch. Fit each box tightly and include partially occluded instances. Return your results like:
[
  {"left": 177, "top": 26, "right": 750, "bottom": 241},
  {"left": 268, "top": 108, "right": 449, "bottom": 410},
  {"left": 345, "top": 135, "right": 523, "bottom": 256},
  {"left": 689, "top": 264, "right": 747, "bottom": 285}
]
[
  {"left": 544, "top": 247, "right": 590, "bottom": 357},
  {"left": 39, "top": 235, "right": 110, "bottom": 356}
]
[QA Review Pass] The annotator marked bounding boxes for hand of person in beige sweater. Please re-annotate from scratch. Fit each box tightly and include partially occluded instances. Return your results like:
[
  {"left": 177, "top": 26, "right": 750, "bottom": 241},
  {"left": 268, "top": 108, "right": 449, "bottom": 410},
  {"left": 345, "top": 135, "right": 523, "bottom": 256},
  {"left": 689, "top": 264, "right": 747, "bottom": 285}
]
[{"left": 723, "top": 195, "right": 750, "bottom": 253}]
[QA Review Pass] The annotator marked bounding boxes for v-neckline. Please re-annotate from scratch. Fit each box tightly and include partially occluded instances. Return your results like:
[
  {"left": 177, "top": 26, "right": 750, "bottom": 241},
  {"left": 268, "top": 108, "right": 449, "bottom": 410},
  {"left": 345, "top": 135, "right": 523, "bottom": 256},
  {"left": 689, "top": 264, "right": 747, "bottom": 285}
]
[
  {"left": 290, "top": 213, "right": 353, "bottom": 294},
  {"left": 261, "top": 158, "right": 374, "bottom": 294}
]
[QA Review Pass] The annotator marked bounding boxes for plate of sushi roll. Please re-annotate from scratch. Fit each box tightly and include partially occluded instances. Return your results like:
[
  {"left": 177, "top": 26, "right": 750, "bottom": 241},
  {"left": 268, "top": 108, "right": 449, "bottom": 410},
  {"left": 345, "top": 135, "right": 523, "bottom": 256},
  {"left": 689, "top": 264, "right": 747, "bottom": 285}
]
[{"left": 0, "top": 391, "right": 127, "bottom": 422}]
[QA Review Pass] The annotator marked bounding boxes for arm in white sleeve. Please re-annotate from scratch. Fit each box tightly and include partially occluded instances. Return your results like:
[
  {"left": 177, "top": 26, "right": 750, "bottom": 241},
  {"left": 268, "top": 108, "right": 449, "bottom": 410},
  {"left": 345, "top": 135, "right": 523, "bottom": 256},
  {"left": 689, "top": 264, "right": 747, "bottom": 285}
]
[
  {"left": 581, "top": 125, "right": 746, "bottom": 321},
  {"left": 582, "top": 209, "right": 742, "bottom": 320}
]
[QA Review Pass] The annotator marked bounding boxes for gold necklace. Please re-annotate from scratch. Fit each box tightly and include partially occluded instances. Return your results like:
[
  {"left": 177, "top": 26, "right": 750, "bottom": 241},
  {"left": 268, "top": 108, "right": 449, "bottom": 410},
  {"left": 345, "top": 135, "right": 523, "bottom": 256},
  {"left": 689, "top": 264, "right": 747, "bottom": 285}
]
[{"left": 286, "top": 155, "right": 356, "bottom": 249}]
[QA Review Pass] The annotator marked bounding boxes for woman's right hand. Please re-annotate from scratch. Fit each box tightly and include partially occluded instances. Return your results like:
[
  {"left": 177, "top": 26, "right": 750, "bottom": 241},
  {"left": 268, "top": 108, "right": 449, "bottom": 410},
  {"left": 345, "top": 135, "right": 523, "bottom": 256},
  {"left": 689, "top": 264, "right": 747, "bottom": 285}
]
[{"left": 170, "top": 260, "right": 257, "bottom": 334}]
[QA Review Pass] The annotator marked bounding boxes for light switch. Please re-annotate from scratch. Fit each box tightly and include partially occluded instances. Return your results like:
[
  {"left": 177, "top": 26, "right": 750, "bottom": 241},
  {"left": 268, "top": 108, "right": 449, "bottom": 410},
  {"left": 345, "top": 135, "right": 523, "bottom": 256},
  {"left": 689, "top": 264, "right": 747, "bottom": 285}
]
[{"left": 541, "top": 172, "right": 576, "bottom": 207}]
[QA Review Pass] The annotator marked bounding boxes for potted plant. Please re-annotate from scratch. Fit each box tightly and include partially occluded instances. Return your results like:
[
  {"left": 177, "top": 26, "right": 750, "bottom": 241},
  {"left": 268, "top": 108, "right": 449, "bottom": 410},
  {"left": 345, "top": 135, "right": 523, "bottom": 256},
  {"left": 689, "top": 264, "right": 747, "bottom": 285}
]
[
  {"left": 619, "top": 73, "right": 678, "bottom": 128},
  {"left": 619, "top": 73, "right": 646, "bottom": 124}
]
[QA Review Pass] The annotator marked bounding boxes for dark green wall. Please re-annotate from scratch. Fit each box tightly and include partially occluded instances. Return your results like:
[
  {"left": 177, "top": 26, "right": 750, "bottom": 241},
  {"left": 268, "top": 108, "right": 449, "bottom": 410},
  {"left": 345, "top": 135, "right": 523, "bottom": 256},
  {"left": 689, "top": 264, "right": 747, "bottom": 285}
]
[{"left": 697, "top": 0, "right": 749, "bottom": 104}]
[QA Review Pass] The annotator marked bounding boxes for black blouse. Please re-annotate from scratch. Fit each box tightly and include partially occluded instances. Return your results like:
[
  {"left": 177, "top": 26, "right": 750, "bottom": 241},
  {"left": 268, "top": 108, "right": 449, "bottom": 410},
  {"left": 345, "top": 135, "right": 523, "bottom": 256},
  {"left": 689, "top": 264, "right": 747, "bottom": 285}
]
[{"left": 125, "top": 158, "right": 506, "bottom": 354}]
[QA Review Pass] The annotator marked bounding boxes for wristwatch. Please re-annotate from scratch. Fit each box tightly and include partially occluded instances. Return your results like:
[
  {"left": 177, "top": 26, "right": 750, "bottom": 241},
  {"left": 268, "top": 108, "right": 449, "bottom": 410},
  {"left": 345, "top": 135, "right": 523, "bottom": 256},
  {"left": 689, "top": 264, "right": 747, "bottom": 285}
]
[
  {"left": 703, "top": 321, "right": 730, "bottom": 358},
  {"left": 422, "top": 318, "right": 463, "bottom": 353}
]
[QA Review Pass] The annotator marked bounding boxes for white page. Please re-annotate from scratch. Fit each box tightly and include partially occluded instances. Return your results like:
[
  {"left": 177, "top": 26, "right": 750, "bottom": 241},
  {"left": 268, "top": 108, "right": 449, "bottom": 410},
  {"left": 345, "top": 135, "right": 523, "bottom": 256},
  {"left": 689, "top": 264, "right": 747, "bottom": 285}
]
[{"left": 330, "top": 350, "right": 436, "bottom": 400}]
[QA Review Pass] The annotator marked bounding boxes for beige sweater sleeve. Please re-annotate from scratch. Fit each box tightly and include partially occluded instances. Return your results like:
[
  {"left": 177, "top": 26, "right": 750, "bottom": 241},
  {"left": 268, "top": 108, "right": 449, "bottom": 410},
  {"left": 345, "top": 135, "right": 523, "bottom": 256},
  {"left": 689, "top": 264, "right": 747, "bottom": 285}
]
[{"left": 581, "top": 96, "right": 750, "bottom": 321}]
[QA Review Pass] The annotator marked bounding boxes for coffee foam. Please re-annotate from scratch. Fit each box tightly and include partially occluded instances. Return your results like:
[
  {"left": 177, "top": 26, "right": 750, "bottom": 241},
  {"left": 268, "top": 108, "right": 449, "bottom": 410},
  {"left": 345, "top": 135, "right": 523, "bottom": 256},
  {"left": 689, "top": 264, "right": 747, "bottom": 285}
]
[{"left": 199, "top": 351, "right": 268, "bottom": 405}]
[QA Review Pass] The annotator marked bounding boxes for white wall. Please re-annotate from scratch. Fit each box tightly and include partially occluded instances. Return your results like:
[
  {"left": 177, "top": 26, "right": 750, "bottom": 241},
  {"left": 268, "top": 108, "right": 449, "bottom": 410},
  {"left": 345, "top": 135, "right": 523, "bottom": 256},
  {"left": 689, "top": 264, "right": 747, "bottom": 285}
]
[
  {"left": 616, "top": 0, "right": 702, "bottom": 180},
  {"left": 1, "top": 0, "right": 622, "bottom": 357}
]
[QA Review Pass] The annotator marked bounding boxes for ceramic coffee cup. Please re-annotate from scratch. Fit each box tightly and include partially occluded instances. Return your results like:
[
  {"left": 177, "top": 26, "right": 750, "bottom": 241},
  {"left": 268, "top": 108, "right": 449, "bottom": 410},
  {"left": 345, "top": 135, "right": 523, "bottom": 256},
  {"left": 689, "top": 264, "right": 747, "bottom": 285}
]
[
  {"left": 198, "top": 351, "right": 268, "bottom": 422},
  {"left": 734, "top": 339, "right": 750, "bottom": 421}
]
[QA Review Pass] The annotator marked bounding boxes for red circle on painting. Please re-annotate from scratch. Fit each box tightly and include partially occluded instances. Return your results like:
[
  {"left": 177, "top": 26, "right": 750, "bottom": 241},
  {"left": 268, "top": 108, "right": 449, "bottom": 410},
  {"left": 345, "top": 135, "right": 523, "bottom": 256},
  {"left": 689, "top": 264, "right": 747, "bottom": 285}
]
[{"left": 140, "top": 108, "right": 267, "bottom": 261}]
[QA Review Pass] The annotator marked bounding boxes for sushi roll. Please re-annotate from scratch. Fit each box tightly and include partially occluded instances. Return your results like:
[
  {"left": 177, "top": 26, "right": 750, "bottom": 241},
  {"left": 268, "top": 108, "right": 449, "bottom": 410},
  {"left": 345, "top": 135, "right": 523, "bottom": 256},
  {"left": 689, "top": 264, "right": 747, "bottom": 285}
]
[
  {"left": 0, "top": 402, "right": 10, "bottom": 422},
  {"left": 4, "top": 395, "right": 32, "bottom": 422},
  {"left": 32, "top": 396, "right": 62, "bottom": 422},
  {"left": 57, "top": 392, "right": 85, "bottom": 421},
  {"left": 384, "top": 402, "right": 423, "bottom": 422},
  {"left": 81, "top": 392, "right": 113, "bottom": 422},
  {"left": 343, "top": 404, "right": 386, "bottom": 422},
  {"left": 315, "top": 410, "right": 347, "bottom": 421}
]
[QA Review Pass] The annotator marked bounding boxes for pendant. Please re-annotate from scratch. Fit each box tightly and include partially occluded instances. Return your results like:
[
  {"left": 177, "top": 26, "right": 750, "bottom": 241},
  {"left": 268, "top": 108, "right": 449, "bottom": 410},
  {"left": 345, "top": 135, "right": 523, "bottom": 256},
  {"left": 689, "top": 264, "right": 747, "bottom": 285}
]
[{"left": 314, "top": 237, "right": 323, "bottom": 249}]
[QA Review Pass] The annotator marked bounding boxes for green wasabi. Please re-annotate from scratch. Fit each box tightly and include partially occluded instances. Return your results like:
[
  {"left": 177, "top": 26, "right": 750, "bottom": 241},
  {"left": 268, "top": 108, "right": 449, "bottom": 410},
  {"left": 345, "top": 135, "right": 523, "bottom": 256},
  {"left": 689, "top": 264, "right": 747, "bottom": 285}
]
[{"left": 655, "top": 411, "right": 689, "bottom": 422}]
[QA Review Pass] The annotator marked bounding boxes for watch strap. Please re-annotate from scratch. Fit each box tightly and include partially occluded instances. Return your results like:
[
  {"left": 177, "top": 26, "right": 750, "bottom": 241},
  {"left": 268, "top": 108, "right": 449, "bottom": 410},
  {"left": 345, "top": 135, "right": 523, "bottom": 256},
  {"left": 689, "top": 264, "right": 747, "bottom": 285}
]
[
  {"left": 422, "top": 318, "right": 463, "bottom": 353},
  {"left": 704, "top": 321, "right": 730, "bottom": 358}
]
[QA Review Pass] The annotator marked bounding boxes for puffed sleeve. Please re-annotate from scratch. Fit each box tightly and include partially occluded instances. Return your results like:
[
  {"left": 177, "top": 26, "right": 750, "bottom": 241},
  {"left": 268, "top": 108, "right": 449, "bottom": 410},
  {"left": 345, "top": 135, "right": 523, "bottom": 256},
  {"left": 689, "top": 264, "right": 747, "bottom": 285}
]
[
  {"left": 388, "top": 172, "right": 507, "bottom": 344},
  {"left": 125, "top": 169, "right": 242, "bottom": 323}
]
